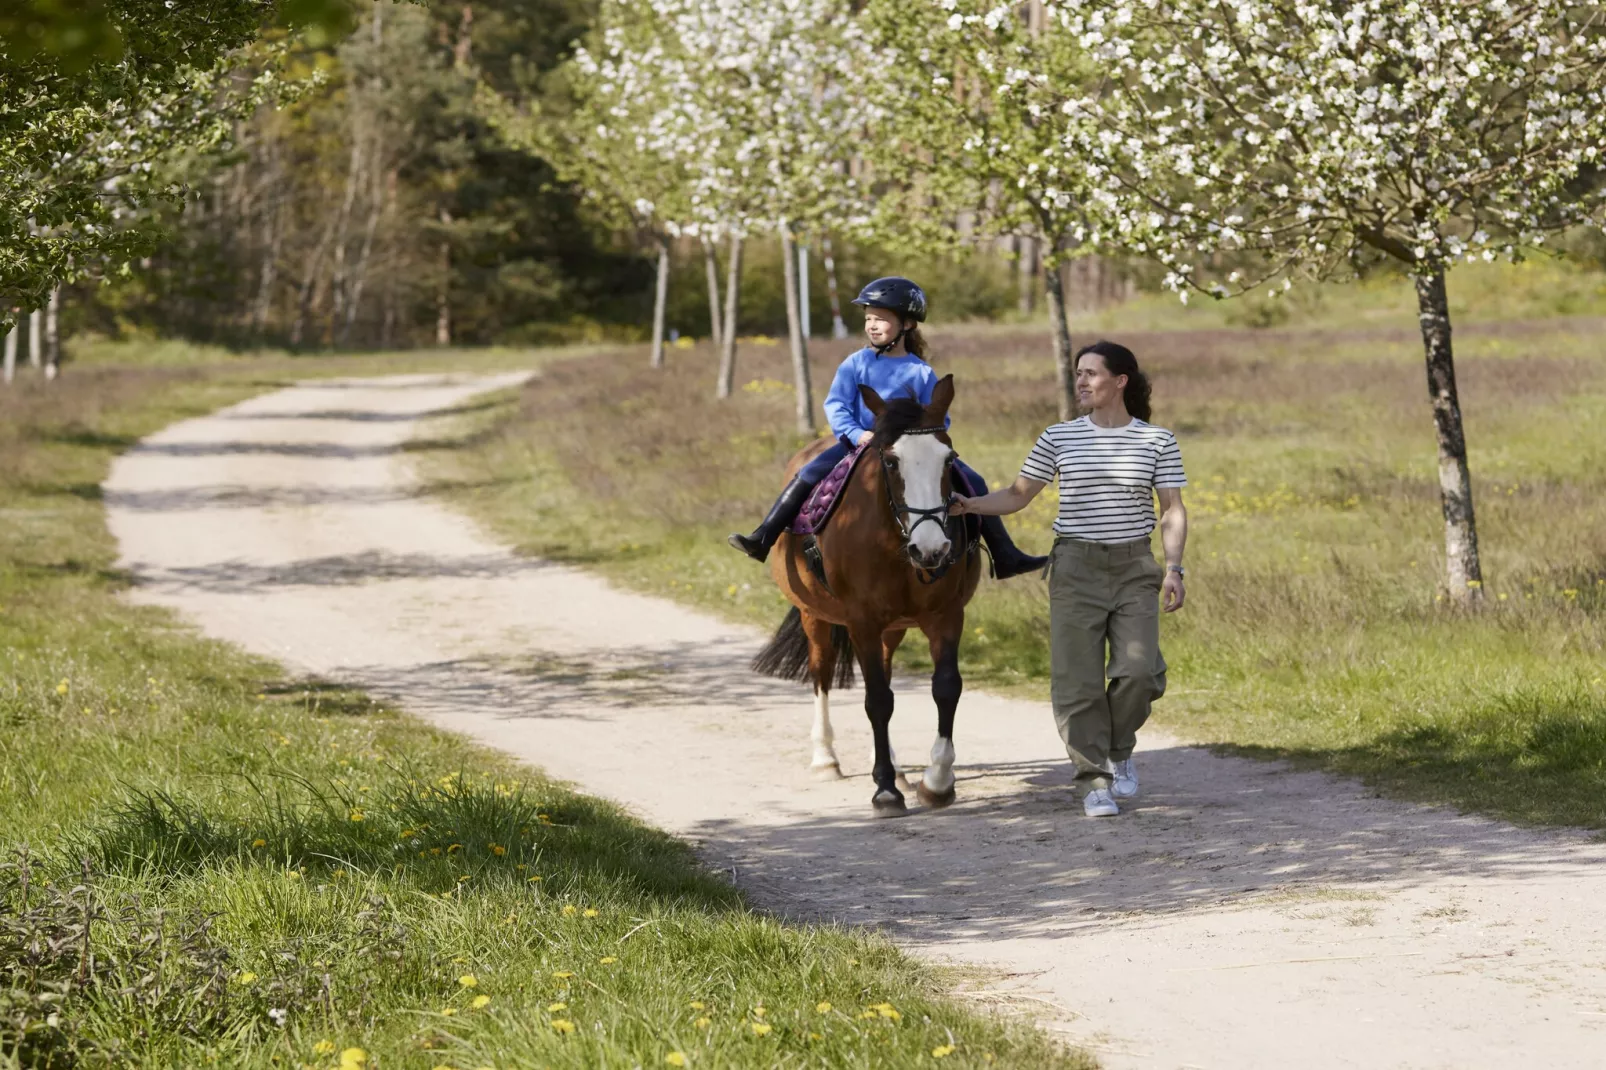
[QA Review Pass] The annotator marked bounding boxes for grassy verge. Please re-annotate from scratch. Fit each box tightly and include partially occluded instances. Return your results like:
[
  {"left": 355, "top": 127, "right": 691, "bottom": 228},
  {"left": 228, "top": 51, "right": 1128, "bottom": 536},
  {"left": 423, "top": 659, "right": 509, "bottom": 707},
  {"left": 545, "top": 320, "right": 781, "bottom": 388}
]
[
  {"left": 416, "top": 260, "right": 1606, "bottom": 832},
  {"left": 0, "top": 357, "right": 1089, "bottom": 1067}
]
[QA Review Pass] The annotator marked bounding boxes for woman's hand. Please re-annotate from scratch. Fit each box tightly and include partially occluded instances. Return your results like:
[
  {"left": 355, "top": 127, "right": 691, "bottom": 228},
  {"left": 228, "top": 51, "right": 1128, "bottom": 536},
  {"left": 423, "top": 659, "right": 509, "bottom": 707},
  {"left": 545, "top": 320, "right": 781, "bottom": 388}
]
[
  {"left": 948, "top": 494, "right": 973, "bottom": 517},
  {"left": 1161, "top": 570, "right": 1186, "bottom": 613}
]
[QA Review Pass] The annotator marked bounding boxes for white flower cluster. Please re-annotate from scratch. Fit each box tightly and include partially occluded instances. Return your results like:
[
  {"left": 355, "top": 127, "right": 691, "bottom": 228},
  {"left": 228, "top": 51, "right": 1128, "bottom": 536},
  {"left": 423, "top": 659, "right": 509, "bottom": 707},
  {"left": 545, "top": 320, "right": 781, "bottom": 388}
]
[
  {"left": 571, "top": 0, "right": 885, "bottom": 239},
  {"left": 1046, "top": 0, "right": 1606, "bottom": 297}
]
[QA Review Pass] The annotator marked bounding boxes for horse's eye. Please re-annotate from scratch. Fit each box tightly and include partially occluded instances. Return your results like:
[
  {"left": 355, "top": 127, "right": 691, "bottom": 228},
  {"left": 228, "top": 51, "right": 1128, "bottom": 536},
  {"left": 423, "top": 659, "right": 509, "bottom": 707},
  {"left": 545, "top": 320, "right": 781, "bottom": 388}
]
[{"left": 885, "top": 456, "right": 900, "bottom": 471}]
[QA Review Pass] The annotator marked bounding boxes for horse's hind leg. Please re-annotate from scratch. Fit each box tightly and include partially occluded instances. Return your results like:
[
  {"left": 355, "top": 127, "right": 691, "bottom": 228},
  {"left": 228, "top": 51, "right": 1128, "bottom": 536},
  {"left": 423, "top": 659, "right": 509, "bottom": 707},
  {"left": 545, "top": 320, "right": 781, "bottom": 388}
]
[
  {"left": 800, "top": 610, "right": 843, "bottom": 779},
  {"left": 917, "top": 610, "right": 964, "bottom": 810}
]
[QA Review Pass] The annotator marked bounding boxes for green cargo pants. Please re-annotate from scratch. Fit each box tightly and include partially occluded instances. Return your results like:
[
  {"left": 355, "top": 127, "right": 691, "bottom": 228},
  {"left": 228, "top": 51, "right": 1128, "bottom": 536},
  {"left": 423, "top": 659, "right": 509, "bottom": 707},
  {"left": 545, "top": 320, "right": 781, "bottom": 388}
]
[{"left": 1048, "top": 536, "right": 1168, "bottom": 789}]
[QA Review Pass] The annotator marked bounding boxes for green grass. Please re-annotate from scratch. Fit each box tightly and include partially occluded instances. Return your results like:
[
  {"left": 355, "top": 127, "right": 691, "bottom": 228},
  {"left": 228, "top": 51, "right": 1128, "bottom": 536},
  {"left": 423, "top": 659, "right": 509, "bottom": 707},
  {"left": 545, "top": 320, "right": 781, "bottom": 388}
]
[
  {"left": 415, "top": 259, "right": 1606, "bottom": 832},
  {"left": 0, "top": 355, "right": 1090, "bottom": 1068}
]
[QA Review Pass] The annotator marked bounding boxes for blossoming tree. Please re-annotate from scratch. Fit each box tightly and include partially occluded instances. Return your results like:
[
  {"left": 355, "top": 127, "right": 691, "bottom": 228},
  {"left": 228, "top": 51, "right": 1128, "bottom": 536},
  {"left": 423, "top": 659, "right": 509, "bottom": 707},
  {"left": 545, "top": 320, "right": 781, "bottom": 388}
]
[
  {"left": 651, "top": 0, "right": 880, "bottom": 433},
  {"left": 867, "top": 0, "right": 1100, "bottom": 420},
  {"left": 1059, "top": 0, "right": 1606, "bottom": 601}
]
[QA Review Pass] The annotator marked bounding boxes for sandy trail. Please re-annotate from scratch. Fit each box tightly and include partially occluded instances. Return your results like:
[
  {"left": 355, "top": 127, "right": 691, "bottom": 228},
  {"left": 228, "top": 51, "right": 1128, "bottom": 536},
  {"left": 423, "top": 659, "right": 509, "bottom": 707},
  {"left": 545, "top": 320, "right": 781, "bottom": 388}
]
[{"left": 106, "top": 373, "right": 1606, "bottom": 1069}]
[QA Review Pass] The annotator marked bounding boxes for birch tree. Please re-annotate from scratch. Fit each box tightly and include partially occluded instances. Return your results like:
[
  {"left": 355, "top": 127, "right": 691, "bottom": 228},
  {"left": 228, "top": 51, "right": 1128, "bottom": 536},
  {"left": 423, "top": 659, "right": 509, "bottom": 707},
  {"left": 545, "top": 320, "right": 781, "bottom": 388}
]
[
  {"left": 867, "top": 0, "right": 1101, "bottom": 419},
  {"left": 1057, "top": 0, "right": 1606, "bottom": 602}
]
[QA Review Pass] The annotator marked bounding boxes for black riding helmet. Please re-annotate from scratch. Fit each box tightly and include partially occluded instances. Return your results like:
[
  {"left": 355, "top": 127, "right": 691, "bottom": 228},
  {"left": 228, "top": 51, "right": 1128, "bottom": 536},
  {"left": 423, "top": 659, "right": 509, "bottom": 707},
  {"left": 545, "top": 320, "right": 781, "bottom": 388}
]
[{"left": 852, "top": 276, "right": 927, "bottom": 322}]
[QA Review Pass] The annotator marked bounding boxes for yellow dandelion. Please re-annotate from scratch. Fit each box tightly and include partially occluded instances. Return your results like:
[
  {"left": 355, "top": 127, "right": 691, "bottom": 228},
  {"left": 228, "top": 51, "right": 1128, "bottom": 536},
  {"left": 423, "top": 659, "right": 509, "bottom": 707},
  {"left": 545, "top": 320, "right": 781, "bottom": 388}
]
[
  {"left": 348, "top": 809, "right": 365, "bottom": 822},
  {"left": 877, "top": 1005, "right": 902, "bottom": 1022},
  {"left": 858, "top": 1011, "right": 878, "bottom": 1020},
  {"left": 547, "top": 1002, "right": 567, "bottom": 1012},
  {"left": 491, "top": 844, "right": 506, "bottom": 856},
  {"left": 313, "top": 1040, "right": 336, "bottom": 1054},
  {"left": 287, "top": 870, "right": 302, "bottom": 880},
  {"left": 583, "top": 908, "right": 599, "bottom": 918},
  {"left": 441, "top": 1008, "right": 457, "bottom": 1017},
  {"left": 550, "top": 1019, "right": 576, "bottom": 1034},
  {"left": 458, "top": 974, "right": 478, "bottom": 988},
  {"left": 561, "top": 904, "right": 577, "bottom": 916},
  {"left": 251, "top": 839, "right": 266, "bottom": 848},
  {"left": 339, "top": 1049, "right": 367, "bottom": 1068},
  {"left": 236, "top": 971, "right": 258, "bottom": 985},
  {"left": 399, "top": 829, "right": 415, "bottom": 839},
  {"left": 1466, "top": 579, "right": 1482, "bottom": 589},
  {"left": 527, "top": 875, "right": 542, "bottom": 883},
  {"left": 809, "top": 1032, "right": 823, "bottom": 1041},
  {"left": 447, "top": 843, "right": 461, "bottom": 853},
  {"left": 688, "top": 1001, "right": 706, "bottom": 1011},
  {"left": 816, "top": 1001, "right": 832, "bottom": 1014},
  {"left": 932, "top": 1045, "right": 956, "bottom": 1058},
  {"left": 694, "top": 1017, "right": 711, "bottom": 1029},
  {"left": 750, "top": 1022, "right": 773, "bottom": 1037},
  {"left": 553, "top": 971, "right": 574, "bottom": 980},
  {"left": 752, "top": 1007, "right": 766, "bottom": 1018},
  {"left": 599, "top": 956, "right": 617, "bottom": 965},
  {"left": 429, "top": 847, "right": 442, "bottom": 856},
  {"left": 471, "top": 995, "right": 491, "bottom": 1009},
  {"left": 666, "top": 1053, "right": 688, "bottom": 1067}
]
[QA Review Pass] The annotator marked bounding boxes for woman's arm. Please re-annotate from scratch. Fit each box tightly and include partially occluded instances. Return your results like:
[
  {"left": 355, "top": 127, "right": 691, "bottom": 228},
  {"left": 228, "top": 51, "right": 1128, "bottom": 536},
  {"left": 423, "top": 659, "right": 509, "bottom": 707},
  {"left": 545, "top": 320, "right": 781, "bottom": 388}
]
[
  {"left": 950, "top": 475, "right": 1047, "bottom": 517},
  {"left": 1157, "top": 487, "right": 1187, "bottom": 612}
]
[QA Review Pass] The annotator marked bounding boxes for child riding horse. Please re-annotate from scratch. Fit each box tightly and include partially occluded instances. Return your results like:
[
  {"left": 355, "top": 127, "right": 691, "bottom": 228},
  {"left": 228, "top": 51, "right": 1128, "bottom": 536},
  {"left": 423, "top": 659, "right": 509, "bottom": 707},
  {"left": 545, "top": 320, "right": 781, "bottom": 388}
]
[{"left": 727, "top": 276, "right": 1046, "bottom": 579}]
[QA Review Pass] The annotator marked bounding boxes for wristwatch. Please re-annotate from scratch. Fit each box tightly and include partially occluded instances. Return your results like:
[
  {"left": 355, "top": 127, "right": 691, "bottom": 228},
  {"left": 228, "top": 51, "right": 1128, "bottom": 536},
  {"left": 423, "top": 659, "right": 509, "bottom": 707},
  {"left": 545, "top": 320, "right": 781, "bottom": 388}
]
[{"left": 1166, "top": 564, "right": 1186, "bottom": 576}]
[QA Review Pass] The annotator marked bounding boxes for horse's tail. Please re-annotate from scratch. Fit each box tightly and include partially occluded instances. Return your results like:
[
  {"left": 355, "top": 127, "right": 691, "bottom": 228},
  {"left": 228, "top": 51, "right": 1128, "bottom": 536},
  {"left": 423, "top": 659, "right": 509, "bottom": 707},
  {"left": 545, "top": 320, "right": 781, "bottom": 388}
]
[{"left": 751, "top": 606, "right": 856, "bottom": 688}]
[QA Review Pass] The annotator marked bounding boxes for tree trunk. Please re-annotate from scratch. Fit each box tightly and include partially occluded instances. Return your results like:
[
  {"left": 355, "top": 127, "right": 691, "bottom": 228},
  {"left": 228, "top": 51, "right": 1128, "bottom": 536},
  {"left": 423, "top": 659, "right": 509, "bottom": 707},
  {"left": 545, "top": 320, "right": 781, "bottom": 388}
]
[
  {"left": 1415, "top": 268, "right": 1484, "bottom": 603},
  {"left": 1043, "top": 260, "right": 1075, "bottom": 421},
  {"left": 291, "top": 215, "right": 336, "bottom": 346},
  {"left": 342, "top": 166, "right": 389, "bottom": 346},
  {"left": 436, "top": 207, "right": 452, "bottom": 347},
  {"left": 1017, "top": 235, "right": 1037, "bottom": 315},
  {"left": 716, "top": 232, "right": 742, "bottom": 399},
  {"left": 3, "top": 323, "right": 16, "bottom": 385},
  {"left": 43, "top": 286, "right": 60, "bottom": 380},
  {"left": 821, "top": 235, "right": 848, "bottom": 339},
  {"left": 797, "top": 240, "right": 811, "bottom": 340},
  {"left": 780, "top": 221, "right": 816, "bottom": 435},
  {"left": 28, "top": 308, "right": 42, "bottom": 369},
  {"left": 703, "top": 239, "right": 723, "bottom": 349},
  {"left": 649, "top": 236, "right": 670, "bottom": 369}
]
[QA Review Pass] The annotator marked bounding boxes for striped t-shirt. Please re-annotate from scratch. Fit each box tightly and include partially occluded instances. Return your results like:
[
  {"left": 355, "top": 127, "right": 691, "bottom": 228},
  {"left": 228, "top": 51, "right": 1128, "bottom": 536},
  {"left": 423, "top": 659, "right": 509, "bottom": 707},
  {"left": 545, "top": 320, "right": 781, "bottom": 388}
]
[{"left": 1019, "top": 417, "right": 1187, "bottom": 542}]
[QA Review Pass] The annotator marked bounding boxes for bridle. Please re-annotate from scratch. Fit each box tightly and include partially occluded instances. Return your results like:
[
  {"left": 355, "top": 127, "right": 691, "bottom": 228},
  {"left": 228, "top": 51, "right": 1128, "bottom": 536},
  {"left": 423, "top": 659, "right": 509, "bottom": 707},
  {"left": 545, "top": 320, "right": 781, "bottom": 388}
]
[{"left": 875, "top": 426, "right": 964, "bottom": 580}]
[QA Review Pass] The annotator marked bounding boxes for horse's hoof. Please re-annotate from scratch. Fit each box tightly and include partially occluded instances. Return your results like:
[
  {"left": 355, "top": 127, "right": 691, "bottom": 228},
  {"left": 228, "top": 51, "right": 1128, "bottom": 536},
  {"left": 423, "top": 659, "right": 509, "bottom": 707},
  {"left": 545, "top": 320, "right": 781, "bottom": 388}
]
[
  {"left": 872, "top": 789, "right": 908, "bottom": 817},
  {"left": 811, "top": 762, "right": 844, "bottom": 781},
  {"left": 916, "top": 780, "right": 956, "bottom": 810}
]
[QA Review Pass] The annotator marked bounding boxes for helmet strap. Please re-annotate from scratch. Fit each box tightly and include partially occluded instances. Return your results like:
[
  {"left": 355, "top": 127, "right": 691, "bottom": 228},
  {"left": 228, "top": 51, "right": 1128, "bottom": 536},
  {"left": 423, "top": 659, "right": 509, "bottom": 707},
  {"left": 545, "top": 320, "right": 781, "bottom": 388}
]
[{"left": 872, "top": 324, "right": 906, "bottom": 357}]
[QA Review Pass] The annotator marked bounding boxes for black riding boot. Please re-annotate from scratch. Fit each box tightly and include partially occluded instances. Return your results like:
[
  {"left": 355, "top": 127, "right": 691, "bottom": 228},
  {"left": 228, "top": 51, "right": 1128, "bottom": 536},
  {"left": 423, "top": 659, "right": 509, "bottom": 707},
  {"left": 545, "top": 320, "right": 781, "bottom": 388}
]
[
  {"left": 727, "top": 475, "right": 815, "bottom": 563},
  {"left": 979, "top": 514, "right": 1049, "bottom": 579}
]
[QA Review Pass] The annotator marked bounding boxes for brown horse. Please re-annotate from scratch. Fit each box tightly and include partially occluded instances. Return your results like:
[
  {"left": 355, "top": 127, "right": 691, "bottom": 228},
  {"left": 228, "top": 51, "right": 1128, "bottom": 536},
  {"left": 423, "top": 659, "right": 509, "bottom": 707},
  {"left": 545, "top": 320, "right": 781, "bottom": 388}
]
[{"left": 751, "top": 375, "right": 983, "bottom": 816}]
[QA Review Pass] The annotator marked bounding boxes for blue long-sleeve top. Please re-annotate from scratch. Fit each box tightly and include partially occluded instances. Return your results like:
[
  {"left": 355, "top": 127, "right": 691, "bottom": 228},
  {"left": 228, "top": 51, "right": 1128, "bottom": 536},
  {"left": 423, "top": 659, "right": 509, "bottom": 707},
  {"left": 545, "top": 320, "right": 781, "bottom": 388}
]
[{"left": 822, "top": 347, "right": 949, "bottom": 443}]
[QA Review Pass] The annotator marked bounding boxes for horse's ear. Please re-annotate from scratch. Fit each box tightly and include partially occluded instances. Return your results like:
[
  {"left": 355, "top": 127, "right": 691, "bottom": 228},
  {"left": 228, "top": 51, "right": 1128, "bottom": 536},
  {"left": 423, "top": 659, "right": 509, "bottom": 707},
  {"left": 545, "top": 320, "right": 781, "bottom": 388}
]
[
  {"left": 859, "top": 385, "right": 887, "bottom": 418},
  {"left": 927, "top": 375, "right": 955, "bottom": 424}
]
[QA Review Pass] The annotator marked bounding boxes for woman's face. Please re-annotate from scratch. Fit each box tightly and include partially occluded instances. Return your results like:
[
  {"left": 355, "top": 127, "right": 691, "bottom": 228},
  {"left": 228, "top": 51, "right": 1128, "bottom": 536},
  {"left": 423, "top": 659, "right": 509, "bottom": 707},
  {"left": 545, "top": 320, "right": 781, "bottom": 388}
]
[
  {"left": 863, "top": 306, "right": 905, "bottom": 347},
  {"left": 1075, "top": 353, "right": 1128, "bottom": 410}
]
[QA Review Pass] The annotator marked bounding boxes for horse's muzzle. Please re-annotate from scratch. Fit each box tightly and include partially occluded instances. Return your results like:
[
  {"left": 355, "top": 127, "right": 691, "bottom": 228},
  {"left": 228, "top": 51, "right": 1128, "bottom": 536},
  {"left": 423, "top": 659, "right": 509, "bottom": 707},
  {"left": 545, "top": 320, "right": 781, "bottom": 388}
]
[{"left": 908, "top": 541, "right": 953, "bottom": 570}]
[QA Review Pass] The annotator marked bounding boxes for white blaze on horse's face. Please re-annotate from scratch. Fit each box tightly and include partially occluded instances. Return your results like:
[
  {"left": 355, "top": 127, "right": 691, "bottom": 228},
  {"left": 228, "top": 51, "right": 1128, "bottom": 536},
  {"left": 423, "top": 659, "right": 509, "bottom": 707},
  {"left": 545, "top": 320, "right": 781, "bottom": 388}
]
[{"left": 887, "top": 432, "right": 954, "bottom": 568}]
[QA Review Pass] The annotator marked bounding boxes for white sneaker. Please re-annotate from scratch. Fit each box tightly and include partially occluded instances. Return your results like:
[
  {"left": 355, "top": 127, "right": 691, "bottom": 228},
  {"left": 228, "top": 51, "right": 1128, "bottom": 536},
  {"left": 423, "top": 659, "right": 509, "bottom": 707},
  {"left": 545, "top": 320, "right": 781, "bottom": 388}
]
[
  {"left": 1112, "top": 759, "right": 1139, "bottom": 799},
  {"left": 1083, "top": 787, "right": 1119, "bottom": 818}
]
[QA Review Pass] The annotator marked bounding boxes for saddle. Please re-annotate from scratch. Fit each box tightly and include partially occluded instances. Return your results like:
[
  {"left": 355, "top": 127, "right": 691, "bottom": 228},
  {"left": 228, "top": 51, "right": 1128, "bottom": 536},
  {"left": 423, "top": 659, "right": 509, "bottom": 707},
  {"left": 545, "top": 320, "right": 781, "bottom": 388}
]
[{"left": 790, "top": 443, "right": 870, "bottom": 536}]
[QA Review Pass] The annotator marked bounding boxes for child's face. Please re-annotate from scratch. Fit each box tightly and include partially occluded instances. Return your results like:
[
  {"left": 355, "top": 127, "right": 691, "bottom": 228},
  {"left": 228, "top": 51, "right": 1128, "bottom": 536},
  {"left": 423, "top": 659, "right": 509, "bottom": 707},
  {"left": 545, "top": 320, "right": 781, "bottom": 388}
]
[{"left": 863, "top": 307, "right": 904, "bottom": 347}]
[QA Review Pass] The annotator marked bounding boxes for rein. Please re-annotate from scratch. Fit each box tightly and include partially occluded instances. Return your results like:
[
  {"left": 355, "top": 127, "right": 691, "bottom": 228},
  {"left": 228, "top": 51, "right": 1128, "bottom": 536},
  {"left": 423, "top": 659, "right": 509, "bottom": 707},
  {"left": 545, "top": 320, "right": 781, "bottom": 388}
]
[{"left": 875, "top": 426, "right": 963, "bottom": 583}]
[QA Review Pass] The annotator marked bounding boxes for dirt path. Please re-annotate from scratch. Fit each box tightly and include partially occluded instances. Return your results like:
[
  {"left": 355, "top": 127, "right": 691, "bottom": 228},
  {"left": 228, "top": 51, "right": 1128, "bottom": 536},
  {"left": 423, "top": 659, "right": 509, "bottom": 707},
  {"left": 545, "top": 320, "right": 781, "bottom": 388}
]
[{"left": 106, "top": 373, "right": 1606, "bottom": 1069}]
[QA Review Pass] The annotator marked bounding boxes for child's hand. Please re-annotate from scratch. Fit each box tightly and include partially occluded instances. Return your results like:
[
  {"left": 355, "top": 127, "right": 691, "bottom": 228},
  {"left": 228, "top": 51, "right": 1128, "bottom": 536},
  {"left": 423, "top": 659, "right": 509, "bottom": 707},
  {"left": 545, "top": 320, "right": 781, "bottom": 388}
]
[{"left": 948, "top": 494, "right": 972, "bottom": 517}]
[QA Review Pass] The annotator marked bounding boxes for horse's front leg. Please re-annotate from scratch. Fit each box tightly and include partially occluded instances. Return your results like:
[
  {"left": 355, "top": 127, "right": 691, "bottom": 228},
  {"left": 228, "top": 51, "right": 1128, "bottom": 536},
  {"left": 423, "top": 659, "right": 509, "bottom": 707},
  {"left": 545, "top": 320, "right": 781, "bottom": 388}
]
[
  {"left": 851, "top": 621, "right": 905, "bottom": 817},
  {"left": 881, "top": 628, "right": 914, "bottom": 796},
  {"left": 917, "top": 609, "right": 964, "bottom": 809},
  {"left": 799, "top": 610, "right": 843, "bottom": 779}
]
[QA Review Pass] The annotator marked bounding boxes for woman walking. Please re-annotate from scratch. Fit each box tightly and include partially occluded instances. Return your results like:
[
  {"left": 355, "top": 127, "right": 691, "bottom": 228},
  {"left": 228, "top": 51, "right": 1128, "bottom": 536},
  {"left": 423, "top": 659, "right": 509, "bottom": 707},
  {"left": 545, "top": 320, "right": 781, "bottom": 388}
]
[{"left": 951, "top": 341, "right": 1187, "bottom": 817}]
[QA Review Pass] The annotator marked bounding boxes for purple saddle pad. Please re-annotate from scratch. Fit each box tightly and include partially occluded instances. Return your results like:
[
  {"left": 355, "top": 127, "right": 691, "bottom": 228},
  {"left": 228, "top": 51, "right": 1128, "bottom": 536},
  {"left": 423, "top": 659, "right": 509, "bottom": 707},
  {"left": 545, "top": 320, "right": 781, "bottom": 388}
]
[{"left": 790, "top": 443, "right": 869, "bottom": 536}]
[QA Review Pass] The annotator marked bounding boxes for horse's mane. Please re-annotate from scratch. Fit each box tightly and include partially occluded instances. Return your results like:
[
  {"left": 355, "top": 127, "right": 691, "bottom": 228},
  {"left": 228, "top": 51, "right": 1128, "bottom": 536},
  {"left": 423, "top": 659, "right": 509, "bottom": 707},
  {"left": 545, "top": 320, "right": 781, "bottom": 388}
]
[{"left": 869, "top": 395, "right": 935, "bottom": 448}]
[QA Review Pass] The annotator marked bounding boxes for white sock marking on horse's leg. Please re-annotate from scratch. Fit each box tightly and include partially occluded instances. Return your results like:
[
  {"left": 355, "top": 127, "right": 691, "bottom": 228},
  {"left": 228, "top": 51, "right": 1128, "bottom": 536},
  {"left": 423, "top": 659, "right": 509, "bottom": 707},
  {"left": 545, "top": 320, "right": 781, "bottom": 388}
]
[
  {"left": 810, "top": 689, "right": 840, "bottom": 777},
  {"left": 923, "top": 735, "right": 956, "bottom": 795}
]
